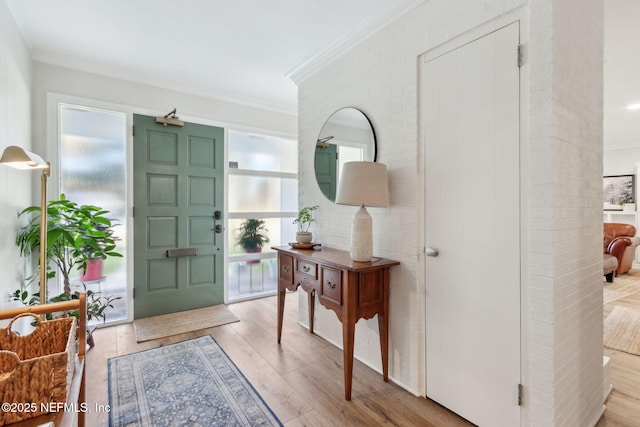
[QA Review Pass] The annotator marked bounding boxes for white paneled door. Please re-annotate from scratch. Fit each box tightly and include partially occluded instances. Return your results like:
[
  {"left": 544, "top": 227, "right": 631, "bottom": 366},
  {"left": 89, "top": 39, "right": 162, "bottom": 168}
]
[{"left": 421, "top": 22, "right": 521, "bottom": 426}]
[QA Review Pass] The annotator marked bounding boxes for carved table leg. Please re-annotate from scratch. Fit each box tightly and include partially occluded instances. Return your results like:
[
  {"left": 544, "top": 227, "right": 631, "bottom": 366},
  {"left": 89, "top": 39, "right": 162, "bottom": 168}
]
[
  {"left": 277, "top": 287, "right": 285, "bottom": 344},
  {"left": 379, "top": 268, "right": 390, "bottom": 381},
  {"left": 308, "top": 289, "right": 315, "bottom": 334},
  {"left": 342, "top": 316, "right": 356, "bottom": 400}
]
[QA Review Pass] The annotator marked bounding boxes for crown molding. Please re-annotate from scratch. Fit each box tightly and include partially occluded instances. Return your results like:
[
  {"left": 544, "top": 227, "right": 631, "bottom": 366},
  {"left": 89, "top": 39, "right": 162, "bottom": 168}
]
[{"left": 286, "top": 0, "right": 427, "bottom": 84}]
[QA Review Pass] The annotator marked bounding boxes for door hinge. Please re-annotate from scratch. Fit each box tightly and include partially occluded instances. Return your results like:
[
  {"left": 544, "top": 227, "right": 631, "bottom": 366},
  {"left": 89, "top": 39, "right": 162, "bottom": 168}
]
[
  {"left": 132, "top": 207, "right": 135, "bottom": 218},
  {"left": 132, "top": 288, "right": 135, "bottom": 299},
  {"left": 518, "top": 383, "right": 524, "bottom": 406},
  {"left": 132, "top": 125, "right": 135, "bottom": 136},
  {"left": 517, "top": 44, "right": 524, "bottom": 67}
]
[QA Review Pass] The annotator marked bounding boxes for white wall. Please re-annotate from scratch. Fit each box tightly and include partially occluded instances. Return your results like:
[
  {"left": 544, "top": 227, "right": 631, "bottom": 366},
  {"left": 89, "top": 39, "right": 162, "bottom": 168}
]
[
  {"left": 297, "top": 0, "right": 604, "bottom": 425},
  {"left": 0, "top": 1, "right": 33, "bottom": 308},
  {"left": 604, "top": 147, "right": 640, "bottom": 176},
  {"left": 31, "top": 62, "right": 297, "bottom": 159}
]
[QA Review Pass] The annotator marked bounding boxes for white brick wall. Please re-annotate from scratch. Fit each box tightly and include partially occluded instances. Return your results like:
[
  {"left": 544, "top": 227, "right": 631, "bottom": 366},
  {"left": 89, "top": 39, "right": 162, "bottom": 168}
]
[
  {"left": 527, "top": 0, "right": 604, "bottom": 425},
  {"left": 298, "top": 0, "right": 604, "bottom": 425}
]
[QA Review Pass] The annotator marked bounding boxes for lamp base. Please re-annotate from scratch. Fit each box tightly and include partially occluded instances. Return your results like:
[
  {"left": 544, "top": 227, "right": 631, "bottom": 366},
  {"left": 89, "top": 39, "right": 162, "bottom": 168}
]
[{"left": 350, "top": 205, "right": 373, "bottom": 262}]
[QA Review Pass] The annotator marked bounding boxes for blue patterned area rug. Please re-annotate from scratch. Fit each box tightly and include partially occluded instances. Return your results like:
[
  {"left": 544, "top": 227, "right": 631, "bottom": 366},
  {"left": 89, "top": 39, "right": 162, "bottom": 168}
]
[{"left": 108, "top": 335, "right": 282, "bottom": 426}]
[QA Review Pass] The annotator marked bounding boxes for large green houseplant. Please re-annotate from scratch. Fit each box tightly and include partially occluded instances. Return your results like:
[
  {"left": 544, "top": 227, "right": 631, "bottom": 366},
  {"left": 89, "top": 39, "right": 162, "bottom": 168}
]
[
  {"left": 16, "top": 194, "right": 122, "bottom": 296},
  {"left": 13, "top": 194, "right": 123, "bottom": 345}
]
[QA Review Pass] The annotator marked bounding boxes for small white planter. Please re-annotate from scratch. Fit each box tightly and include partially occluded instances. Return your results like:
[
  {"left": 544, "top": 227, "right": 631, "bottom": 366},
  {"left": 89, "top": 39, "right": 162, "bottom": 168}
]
[
  {"left": 623, "top": 203, "right": 636, "bottom": 212},
  {"left": 296, "top": 231, "right": 313, "bottom": 243}
]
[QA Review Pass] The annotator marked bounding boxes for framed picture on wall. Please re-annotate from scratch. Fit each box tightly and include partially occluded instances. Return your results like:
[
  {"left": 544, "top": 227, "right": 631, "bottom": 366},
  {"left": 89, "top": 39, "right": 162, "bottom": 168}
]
[{"left": 603, "top": 174, "right": 635, "bottom": 210}]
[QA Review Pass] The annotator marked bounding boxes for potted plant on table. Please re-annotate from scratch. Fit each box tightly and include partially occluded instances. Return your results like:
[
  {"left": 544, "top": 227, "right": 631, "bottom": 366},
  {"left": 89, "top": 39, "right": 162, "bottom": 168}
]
[
  {"left": 293, "top": 205, "right": 319, "bottom": 243},
  {"left": 235, "top": 218, "right": 270, "bottom": 264}
]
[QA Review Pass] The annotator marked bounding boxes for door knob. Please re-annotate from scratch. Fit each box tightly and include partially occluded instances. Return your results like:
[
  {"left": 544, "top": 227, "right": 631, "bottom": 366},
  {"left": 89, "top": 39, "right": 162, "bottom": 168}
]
[
  {"left": 214, "top": 224, "right": 223, "bottom": 234},
  {"left": 425, "top": 246, "right": 439, "bottom": 257}
]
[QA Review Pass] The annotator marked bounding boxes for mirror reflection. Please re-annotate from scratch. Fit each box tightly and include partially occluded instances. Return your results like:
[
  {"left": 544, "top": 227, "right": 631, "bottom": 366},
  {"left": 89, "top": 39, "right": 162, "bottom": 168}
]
[{"left": 314, "top": 107, "right": 376, "bottom": 202}]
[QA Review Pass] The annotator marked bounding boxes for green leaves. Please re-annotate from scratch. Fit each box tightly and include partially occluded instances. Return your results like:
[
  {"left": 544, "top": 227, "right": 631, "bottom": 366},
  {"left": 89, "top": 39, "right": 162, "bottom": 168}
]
[
  {"left": 15, "top": 194, "right": 122, "bottom": 293},
  {"left": 235, "top": 218, "right": 270, "bottom": 251},
  {"left": 293, "top": 205, "right": 319, "bottom": 232},
  {"left": 13, "top": 286, "right": 122, "bottom": 324}
]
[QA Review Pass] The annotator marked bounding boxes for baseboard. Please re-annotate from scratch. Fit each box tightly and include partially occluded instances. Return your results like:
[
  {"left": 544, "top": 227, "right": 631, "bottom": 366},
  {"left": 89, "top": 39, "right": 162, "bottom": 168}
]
[
  {"left": 297, "top": 320, "right": 422, "bottom": 397},
  {"left": 603, "top": 356, "right": 612, "bottom": 402},
  {"left": 588, "top": 404, "right": 607, "bottom": 427}
]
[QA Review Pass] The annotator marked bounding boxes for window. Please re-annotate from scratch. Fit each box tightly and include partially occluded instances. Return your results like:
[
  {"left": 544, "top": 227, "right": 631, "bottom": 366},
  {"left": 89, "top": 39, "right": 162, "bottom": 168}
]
[
  {"left": 59, "top": 103, "right": 128, "bottom": 323},
  {"left": 227, "top": 131, "right": 297, "bottom": 300}
]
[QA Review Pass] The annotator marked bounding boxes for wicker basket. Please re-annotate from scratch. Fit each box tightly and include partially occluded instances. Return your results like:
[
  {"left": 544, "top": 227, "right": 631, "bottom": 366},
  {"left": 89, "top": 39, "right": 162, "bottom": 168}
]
[{"left": 0, "top": 313, "right": 76, "bottom": 426}]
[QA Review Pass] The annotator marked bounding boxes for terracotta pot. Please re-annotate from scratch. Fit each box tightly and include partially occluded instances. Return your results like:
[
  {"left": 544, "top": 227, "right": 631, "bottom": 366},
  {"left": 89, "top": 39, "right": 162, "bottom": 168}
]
[{"left": 245, "top": 247, "right": 262, "bottom": 264}]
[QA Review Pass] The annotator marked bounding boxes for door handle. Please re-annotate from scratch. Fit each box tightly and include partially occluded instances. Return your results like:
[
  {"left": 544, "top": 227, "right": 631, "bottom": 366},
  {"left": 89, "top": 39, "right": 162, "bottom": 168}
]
[
  {"left": 212, "top": 211, "right": 223, "bottom": 233},
  {"left": 425, "top": 246, "right": 439, "bottom": 257}
]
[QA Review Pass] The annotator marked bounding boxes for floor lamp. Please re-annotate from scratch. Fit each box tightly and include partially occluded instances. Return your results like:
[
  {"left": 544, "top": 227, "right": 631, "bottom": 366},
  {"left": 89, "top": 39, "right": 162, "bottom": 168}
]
[
  {"left": 335, "top": 161, "right": 390, "bottom": 262},
  {"left": 0, "top": 146, "right": 51, "bottom": 306}
]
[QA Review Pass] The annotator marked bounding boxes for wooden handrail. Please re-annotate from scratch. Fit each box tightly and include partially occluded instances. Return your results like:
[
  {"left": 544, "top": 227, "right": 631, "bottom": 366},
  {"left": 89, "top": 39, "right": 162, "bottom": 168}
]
[{"left": 0, "top": 293, "right": 87, "bottom": 358}]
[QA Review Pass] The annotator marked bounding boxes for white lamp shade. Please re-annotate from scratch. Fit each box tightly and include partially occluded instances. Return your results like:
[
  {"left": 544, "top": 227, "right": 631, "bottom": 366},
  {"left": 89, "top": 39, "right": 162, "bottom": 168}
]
[
  {"left": 335, "top": 161, "right": 389, "bottom": 207},
  {"left": 0, "top": 146, "right": 49, "bottom": 170},
  {"left": 336, "top": 161, "right": 389, "bottom": 262}
]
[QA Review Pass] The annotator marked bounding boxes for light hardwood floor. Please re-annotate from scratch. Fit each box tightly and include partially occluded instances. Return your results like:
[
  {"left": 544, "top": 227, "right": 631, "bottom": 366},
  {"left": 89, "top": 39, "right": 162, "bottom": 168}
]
[
  {"left": 87, "top": 293, "right": 472, "bottom": 427},
  {"left": 598, "top": 269, "right": 640, "bottom": 426},
  {"left": 86, "top": 278, "right": 640, "bottom": 427}
]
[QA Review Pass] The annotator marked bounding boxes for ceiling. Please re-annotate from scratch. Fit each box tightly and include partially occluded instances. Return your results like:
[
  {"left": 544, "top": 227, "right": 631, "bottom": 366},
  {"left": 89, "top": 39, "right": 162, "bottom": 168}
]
[
  {"left": 4, "top": 0, "right": 636, "bottom": 148},
  {"left": 5, "top": 0, "right": 421, "bottom": 114}
]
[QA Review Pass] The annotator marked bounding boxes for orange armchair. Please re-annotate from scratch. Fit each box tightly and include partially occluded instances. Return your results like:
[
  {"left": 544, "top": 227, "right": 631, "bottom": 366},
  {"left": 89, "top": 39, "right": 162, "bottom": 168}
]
[{"left": 604, "top": 223, "right": 640, "bottom": 276}]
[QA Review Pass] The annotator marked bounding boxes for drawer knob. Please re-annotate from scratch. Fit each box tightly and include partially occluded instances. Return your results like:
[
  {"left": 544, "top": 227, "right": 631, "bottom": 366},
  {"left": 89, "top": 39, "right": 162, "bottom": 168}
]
[
  {"left": 303, "top": 265, "right": 311, "bottom": 272},
  {"left": 283, "top": 265, "right": 290, "bottom": 273},
  {"left": 327, "top": 281, "right": 337, "bottom": 289}
]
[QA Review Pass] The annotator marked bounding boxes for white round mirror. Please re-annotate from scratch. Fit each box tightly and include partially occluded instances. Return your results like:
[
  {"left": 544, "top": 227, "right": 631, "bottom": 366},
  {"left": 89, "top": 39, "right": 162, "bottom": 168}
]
[{"left": 314, "top": 108, "right": 377, "bottom": 202}]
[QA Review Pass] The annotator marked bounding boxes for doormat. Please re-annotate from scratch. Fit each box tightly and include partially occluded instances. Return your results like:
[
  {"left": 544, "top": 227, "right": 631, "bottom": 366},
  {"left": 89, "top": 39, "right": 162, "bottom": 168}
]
[
  {"left": 108, "top": 335, "right": 282, "bottom": 427},
  {"left": 604, "top": 305, "right": 640, "bottom": 356},
  {"left": 133, "top": 305, "right": 239, "bottom": 342}
]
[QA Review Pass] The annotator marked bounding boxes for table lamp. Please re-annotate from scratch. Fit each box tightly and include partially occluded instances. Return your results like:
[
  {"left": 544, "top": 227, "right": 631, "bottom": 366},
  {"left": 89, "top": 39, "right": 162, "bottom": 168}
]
[
  {"left": 0, "top": 146, "right": 51, "bottom": 305},
  {"left": 335, "top": 161, "right": 389, "bottom": 262}
]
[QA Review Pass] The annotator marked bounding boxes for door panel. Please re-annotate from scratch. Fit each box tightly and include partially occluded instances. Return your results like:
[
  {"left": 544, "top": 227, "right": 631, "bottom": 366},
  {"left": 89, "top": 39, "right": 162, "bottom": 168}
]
[
  {"left": 422, "top": 22, "right": 521, "bottom": 426},
  {"left": 315, "top": 143, "right": 338, "bottom": 201},
  {"left": 133, "top": 114, "right": 224, "bottom": 319}
]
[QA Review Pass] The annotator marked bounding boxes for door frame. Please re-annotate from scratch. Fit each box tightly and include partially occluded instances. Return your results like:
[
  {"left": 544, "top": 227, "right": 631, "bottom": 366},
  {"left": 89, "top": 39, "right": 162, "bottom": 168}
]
[
  {"left": 47, "top": 93, "right": 298, "bottom": 321},
  {"left": 47, "top": 94, "right": 234, "bottom": 323},
  {"left": 417, "top": 6, "right": 530, "bottom": 423}
]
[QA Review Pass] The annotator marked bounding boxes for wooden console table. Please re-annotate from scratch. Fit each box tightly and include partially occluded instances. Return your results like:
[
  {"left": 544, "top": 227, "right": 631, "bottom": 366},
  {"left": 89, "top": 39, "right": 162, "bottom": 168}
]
[{"left": 274, "top": 246, "right": 399, "bottom": 400}]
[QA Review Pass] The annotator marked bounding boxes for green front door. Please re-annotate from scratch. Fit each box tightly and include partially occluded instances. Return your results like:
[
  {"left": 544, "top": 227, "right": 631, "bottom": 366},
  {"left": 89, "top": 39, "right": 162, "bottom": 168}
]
[
  {"left": 133, "top": 114, "right": 224, "bottom": 319},
  {"left": 314, "top": 143, "right": 337, "bottom": 201}
]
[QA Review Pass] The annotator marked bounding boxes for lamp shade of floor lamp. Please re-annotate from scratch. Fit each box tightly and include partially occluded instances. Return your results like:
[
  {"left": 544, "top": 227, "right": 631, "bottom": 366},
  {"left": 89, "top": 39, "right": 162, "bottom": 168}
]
[
  {"left": 335, "top": 161, "right": 389, "bottom": 262},
  {"left": 0, "top": 146, "right": 51, "bottom": 306}
]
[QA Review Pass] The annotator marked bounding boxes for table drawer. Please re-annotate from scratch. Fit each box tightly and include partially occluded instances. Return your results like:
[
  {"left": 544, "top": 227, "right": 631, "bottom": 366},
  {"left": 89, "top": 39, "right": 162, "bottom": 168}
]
[
  {"left": 321, "top": 266, "right": 342, "bottom": 305},
  {"left": 296, "top": 259, "right": 318, "bottom": 279},
  {"left": 279, "top": 254, "right": 294, "bottom": 283}
]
